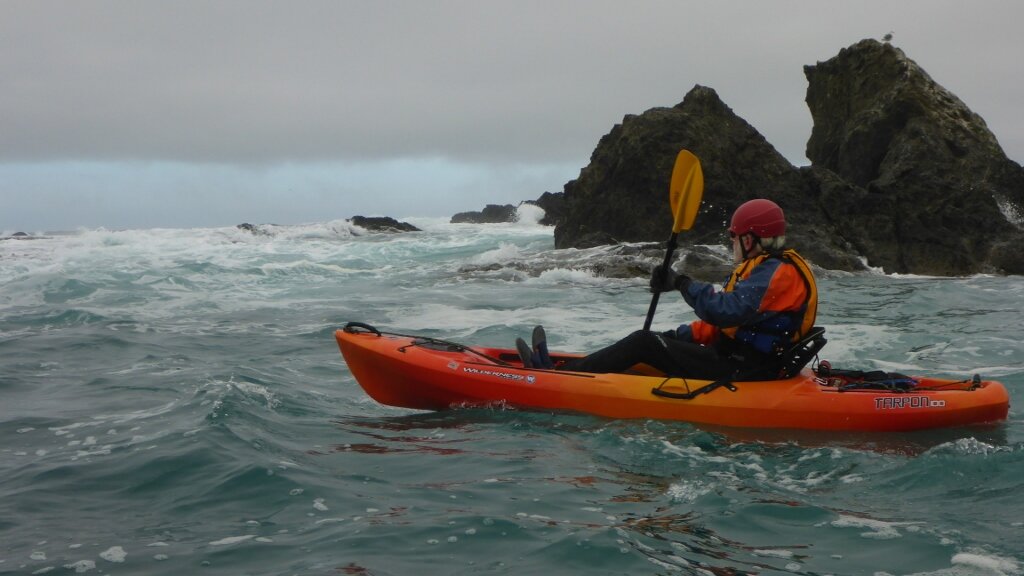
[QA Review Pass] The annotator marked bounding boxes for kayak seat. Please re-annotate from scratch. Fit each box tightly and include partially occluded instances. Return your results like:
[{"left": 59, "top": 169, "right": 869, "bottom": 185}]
[{"left": 773, "top": 326, "right": 827, "bottom": 379}]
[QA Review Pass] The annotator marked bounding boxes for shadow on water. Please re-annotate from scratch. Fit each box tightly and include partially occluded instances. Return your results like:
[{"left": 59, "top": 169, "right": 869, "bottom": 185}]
[
  {"left": 317, "top": 410, "right": 590, "bottom": 457},
  {"left": 327, "top": 405, "right": 1012, "bottom": 457},
  {"left": 327, "top": 408, "right": 608, "bottom": 436},
  {"left": 698, "top": 422, "right": 1011, "bottom": 455}
]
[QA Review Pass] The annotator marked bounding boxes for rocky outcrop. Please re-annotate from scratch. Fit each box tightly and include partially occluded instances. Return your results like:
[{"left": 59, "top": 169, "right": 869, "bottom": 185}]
[
  {"left": 236, "top": 217, "right": 420, "bottom": 236},
  {"left": 349, "top": 216, "right": 420, "bottom": 233},
  {"left": 451, "top": 204, "right": 517, "bottom": 224},
  {"left": 1, "top": 232, "right": 47, "bottom": 241},
  {"left": 803, "top": 39, "right": 1024, "bottom": 275},
  {"left": 550, "top": 85, "right": 864, "bottom": 271},
  {"left": 543, "top": 39, "right": 1024, "bottom": 275},
  {"left": 532, "top": 192, "right": 566, "bottom": 227},
  {"left": 236, "top": 223, "right": 275, "bottom": 236}
]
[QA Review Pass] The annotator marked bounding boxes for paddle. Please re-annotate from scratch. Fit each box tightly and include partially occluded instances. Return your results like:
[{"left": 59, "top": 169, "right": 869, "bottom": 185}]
[{"left": 642, "top": 149, "right": 704, "bottom": 331}]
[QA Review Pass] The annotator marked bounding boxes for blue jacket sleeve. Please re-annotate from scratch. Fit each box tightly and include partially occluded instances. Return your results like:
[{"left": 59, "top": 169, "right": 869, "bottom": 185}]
[{"left": 680, "top": 260, "right": 782, "bottom": 327}]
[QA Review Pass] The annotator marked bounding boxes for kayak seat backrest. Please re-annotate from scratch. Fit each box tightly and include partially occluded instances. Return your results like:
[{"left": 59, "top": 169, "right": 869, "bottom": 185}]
[{"left": 775, "top": 326, "right": 827, "bottom": 379}]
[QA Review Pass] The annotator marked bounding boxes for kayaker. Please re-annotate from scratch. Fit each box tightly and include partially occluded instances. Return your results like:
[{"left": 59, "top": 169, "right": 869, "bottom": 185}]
[{"left": 516, "top": 198, "right": 818, "bottom": 380}]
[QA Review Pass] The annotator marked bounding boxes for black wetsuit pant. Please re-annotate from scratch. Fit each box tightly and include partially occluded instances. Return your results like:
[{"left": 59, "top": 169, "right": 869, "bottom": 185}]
[{"left": 558, "top": 330, "right": 769, "bottom": 380}]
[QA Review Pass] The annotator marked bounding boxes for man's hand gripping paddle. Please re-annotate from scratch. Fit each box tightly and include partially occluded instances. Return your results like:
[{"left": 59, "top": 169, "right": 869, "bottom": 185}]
[{"left": 642, "top": 149, "right": 704, "bottom": 332}]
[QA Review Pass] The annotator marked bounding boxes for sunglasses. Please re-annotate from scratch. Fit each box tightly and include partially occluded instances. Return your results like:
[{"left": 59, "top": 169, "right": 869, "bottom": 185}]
[{"left": 729, "top": 231, "right": 737, "bottom": 239}]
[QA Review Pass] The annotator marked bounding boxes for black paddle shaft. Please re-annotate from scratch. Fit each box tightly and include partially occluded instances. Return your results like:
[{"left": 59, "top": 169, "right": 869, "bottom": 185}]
[{"left": 642, "top": 232, "right": 679, "bottom": 331}]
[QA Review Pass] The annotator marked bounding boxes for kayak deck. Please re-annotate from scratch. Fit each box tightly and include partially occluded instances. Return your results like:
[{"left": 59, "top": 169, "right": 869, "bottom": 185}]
[{"left": 335, "top": 328, "right": 1009, "bottom": 432}]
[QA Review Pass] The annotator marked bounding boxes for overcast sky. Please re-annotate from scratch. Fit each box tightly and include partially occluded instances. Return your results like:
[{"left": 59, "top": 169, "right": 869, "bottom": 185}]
[{"left": 3, "top": 1, "right": 1023, "bottom": 232}]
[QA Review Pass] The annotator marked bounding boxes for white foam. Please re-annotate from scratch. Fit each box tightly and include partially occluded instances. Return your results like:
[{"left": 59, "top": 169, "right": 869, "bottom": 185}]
[
  {"left": 777, "top": 468, "right": 838, "bottom": 491},
  {"left": 259, "top": 260, "right": 361, "bottom": 275},
  {"left": 666, "top": 480, "right": 711, "bottom": 503},
  {"left": 996, "top": 196, "right": 1023, "bottom": 228},
  {"left": 470, "top": 243, "right": 523, "bottom": 266},
  {"left": 950, "top": 552, "right": 1021, "bottom": 575},
  {"left": 98, "top": 546, "right": 126, "bottom": 562},
  {"left": 229, "top": 380, "right": 280, "bottom": 409},
  {"left": 407, "top": 214, "right": 553, "bottom": 237},
  {"left": 63, "top": 560, "right": 95, "bottom": 573},
  {"left": 527, "top": 268, "right": 605, "bottom": 286},
  {"left": 929, "top": 438, "right": 1009, "bottom": 456},
  {"left": 233, "top": 219, "right": 364, "bottom": 240},
  {"left": 819, "top": 323, "right": 900, "bottom": 366},
  {"left": 753, "top": 549, "right": 794, "bottom": 559},
  {"left": 49, "top": 400, "right": 180, "bottom": 438},
  {"left": 209, "top": 535, "right": 255, "bottom": 546},
  {"left": 661, "top": 441, "right": 732, "bottom": 465},
  {"left": 71, "top": 446, "right": 114, "bottom": 461},
  {"left": 830, "top": 515, "right": 923, "bottom": 540},
  {"left": 314, "top": 517, "right": 348, "bottom": 525},
  {"left": 514, "top": 203, "right": 546, "bottom": 224}
]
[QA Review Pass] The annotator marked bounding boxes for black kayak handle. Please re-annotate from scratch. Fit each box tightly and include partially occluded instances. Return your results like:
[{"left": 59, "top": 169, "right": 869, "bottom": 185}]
[{"left": 343, "top": 322, "right": 381, "bottom": 336}]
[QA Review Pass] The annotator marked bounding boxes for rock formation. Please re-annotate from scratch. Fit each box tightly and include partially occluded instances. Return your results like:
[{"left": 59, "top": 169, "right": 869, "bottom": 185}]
[
  {"left": 549, "top": 85, "right": 863, "bottom": 271},
  {"left": 803, "top": 39, "right": 1024, "bottom": 275},
  {"left": 532, "top": 192, "right": 567, "bottom": 227},
  {"left": 451, "top": 204, "right": 517, "bottom": 224},
  {"left": 542, "top": 39, "right": 1024, "bottom": 275},
  {"left": 1, "top": 232, "right": 47, "bottom": 241},
  {"left": 349, "top": 216, "right": 420, "bottom": 233},
  {"left": 236, "top": 223, "right": 274, "bottom": 236}
]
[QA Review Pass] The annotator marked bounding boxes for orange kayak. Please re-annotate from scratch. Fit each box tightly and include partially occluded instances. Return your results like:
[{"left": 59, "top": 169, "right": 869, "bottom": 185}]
[{"left": 335, "top": 325, "right": 1009, "bottom": 432}]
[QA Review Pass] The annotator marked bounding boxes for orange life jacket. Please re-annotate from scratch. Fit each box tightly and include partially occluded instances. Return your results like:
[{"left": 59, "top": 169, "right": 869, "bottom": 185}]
[{"left": 719, "top": 249, "right": 818, "bottom": 344}]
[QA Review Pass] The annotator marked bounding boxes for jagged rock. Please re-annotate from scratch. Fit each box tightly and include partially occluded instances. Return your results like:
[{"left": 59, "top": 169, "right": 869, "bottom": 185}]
[
  {"left": 541, "top": 39, "right": 1024, "bottom": 276},
  {"left": 680, "top": 246, "right": 735, "bottom": 281},
  {"left": 2, "top": 232, "right": 46, "bottom": 241},
  {"left": 986, "top": 233, "right": 1024, "bottom": 274},
  {"left": 550, "top": 85, "right": 859, "bottom": 271},
  {"left": 236, "top": 222, "right": 275, "bottom": 236},
  {"left": 450, "top": 204, "right": 517, "bottom": 224},
  {"left": 349, "top": 216, "right": 420, "bottom": 233},
  {"left": 804, "top": 39, "right": 1024, "bottom": 275},
  {"left": 532, "top": 192, "right": 566, "bottom": 226}
]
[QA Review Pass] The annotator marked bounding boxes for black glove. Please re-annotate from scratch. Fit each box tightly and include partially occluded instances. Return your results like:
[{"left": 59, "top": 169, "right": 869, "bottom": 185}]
[{"left": 649, "top": 265, "right": 690, "bottom": 294}]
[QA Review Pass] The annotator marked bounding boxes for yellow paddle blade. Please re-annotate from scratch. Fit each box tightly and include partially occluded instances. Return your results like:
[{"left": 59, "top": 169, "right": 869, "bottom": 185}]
[{"left": 669, "top": 149, "right": 704, "bottom": 233}]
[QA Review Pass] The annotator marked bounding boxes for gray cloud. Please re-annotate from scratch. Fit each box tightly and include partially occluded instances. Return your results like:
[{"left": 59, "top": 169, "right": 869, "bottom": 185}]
[
  {"left": 4, "top": 1, "right": 1021, "bottom": 167},
  {"left": 3, "top": 1, "right": 1023, "bottom": 231}
]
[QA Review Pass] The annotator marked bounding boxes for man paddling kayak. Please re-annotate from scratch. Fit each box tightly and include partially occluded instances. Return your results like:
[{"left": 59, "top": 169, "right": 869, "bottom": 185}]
[{"left": 516, "top": 199, "right": 819, "bottom": 380}]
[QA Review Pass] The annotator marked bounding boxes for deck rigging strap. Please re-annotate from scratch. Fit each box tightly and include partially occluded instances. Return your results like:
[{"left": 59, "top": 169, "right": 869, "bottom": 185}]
[
  {"left": 651, "top": 376, "right": 738, "bottom": 400},
  {"left": 817, "top": 362, "right": 920, "bottom": 392}
]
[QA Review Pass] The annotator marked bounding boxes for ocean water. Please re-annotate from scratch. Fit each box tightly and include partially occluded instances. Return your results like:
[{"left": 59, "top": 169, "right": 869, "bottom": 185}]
[{"left": 2, "top": 208, "right": 1022, "bottom": 575}]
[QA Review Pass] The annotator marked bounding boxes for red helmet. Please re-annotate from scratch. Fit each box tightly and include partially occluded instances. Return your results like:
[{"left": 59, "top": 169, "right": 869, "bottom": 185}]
[{"left": 729, "top": 199, "right": 786, "bottom": 238}]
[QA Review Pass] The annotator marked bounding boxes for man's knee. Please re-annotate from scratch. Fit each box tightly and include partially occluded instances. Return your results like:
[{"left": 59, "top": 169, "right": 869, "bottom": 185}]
[{"left": 626, "top": 330, "right": 663, "bottom": 347}]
